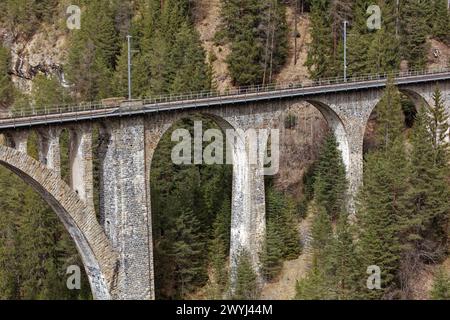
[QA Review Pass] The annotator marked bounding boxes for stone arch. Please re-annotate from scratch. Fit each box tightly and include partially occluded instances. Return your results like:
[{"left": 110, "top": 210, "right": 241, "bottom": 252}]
[
  {"left": 145, "top": 110, "right": 262, "bottom": 295},
  {"left": 399, "top": 88, "right": 431, "bottom": 110},
  {"left": 0, "top": 145, "right": 119, "bottom": 300},
  {"left": 305, "top": 99, "right": 351, "bottom": 173},
  {"left": 362, "top": 87, "right": 429, "bottom": 153},
  {"left": 146, "top": 111, "right": 243, "bottom": 175}
]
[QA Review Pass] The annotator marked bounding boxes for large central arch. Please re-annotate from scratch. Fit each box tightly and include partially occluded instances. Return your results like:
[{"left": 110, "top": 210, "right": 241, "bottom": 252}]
[
  {"left": 145, "top": 110, "right": 266, "bottom": 297},
  {"left": 0, "top": 145, "right": 118, "bottom": 300}
]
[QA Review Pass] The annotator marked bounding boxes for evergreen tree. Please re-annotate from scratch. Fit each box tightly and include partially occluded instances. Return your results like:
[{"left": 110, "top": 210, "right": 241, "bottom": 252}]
[
  {"left": 281, "top": 197, "right": 302, "bottom": 259},
  {"left": 118, "top": 0, "right": 211, "bottom": 97},
  {"left": 111, "top": 41, "right": 132, "bottom": 98},
  {"left": 0, "top": 170, "right": 22, "bottom": 299},
  {"left": 306, "top": 0, "right": 334, "bottom": 79},
  {"left": 400, "top": 0, "right": 430, "bottom": 69},
  {"left": 430, "top": 268, "right": 450, "bottom": 300},
  {"left": 295, "top": 258, "right": 330, "bottom": 300},
  {"left": 18, "top": 186, "right": 63, "bottom": 299},
  {"left": 0, "top": 45, "right": 14, "bottom": 110},
  {"left": 208, "top": 201, "right": 231, "bottom": 298},
  {"left": 366, "top": 26, "right": 400, "bottom": 75},
  {"left": 356, "top": 149, "right": 406, "bottom": 299},
  {"left": 428, "top": 87, "right": 450, "bottom": 167},
  {"left": 310, "top": 203, "right": 333, "bottom": 259},
  {"left": 260, "top": 219, "right": 284, "bottom": 281},
  {"left": 401, "top": 107, "right": 450, "bottom": 268},
  {"left": 431, "top": 0, "right": 450, "bottom": 44},
  {"left": 31, "top": 74, "right": 69, "bottom": 111},
  {"left": 328, "top": 212, "right": 359, "bottom": 299},
  {"left": 313, "top": 133, "right": 347, "bottom": 219},
  {"left": 233, "top": 251, "right": 259, "bottom": 300},
  {"left": 264, "top": 186, "right": 301, "bottom": 276},
  {"left": 355, "top": 79, "right": 409, "bottom": 299},
  {"left": 66, "top": 0, "right": 119, "bottom": 101},
  {"left": 375, "top": 78, "right": 405, "bottom": 150},
  {"left": 220, "top": 0, "right": 288, "bottom": 85},
  {"left": 170, "top": 23, "right": 212, "bottom": 93},
  {"left": 346, "top": 0, "right": 372, "bottom": 77},
  {"left": 171, "top": 207, "right": 207, "bottom": 298}
]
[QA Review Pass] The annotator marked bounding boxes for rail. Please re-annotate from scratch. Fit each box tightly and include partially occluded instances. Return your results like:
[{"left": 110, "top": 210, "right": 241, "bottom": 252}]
[{"left": 2, "top": 67, "right": 450, "bottom": 125}]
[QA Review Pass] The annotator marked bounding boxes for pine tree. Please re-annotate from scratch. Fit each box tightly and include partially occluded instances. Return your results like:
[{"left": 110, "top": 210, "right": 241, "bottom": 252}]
[
  {"left": 260, "top": 219, "right": 284, "bottom": 280},
  {"left": 31, "top": 74, "right": 69, "bottom": 111},
  {"left": 220, "top": 0, "right": 288, "bottom": 85},
  {"left": 328, "top": 212, "right": 359, "bottom": 299},
  {"left": 375, "top": 78, "right": 405, "bottom": 150},
  {"left": 356, "top": 150, "right": 404, "bottom": 299},
  {"left": 366, "top": 26, "right": 400, "bottom": 75},
  {"left": 306, "top": 0, "right": 334, "bottom": 79},
  {"left": 18, "top": 186, "right": 61, "bottom": 299},
  {"left": 310, "top": 203, "right": 333, "bottom": 257},
  {"left": 431, "top": 0, "right": 450, "bottom": 44},
  {"left": 402, "top": 107, "right": 450, "bottom": 258},
  {"left": 66, "top": 0, "right": 119, "bottom": 101},
  {"left": 430, "top": 268, "right": 450, "bottom": 300},
  {"left": 0, "top": 45, "right": 14, "bottom": 110},
  {"left": 111, "top": 41, "right": 132, "bottom": 98},
  {"left": 355, "top": 79, "right": 409, "bottom": 299},
  {"left": 346, "top": 0, "right": 371, "bottom": 77},
  {"left": 208, "top": 201, "right": 231, "bottom": 297},
  {"left": 280, "top": 197, "right": 302, "bottom": 259},
  {"left": 265, "top": 187, "right": 301, "bottom": 265},
  {"left": 400, "top": 0, "right": 430, "bottom": 69},
  {"left": 170, "top": 208, "right": 207, "bottom": 298},
  {"left": 120, "top": 0, "right": 211, "bottom": 97},
  {"left": 170, "top": 22, "right": 212, "bottom": 93},
  {"left": 33, "top": 0, "right": 59, "bottom": 23},
  {"left": 295, "top": 256, "right": 333, "bottom": 300},
  {"left": 428, "top": 87, "right": 450, "bottom": 167},
  {"left": 313, "top": 133, "right": 347, "bottom": 219},
  {"left": 0, "top": 169, "right": 22, "bottom": 299},
  {"left": 233, "top": 251, "right": 259, "bottom": 300}
]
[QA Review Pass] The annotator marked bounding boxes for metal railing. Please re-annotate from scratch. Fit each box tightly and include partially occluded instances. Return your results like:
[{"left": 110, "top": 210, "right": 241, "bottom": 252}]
[{"left": 2, "top": 67, "right": 450, "bottom": 123}]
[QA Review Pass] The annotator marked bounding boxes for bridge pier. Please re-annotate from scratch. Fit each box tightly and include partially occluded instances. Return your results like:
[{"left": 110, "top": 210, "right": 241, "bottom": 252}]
[
  {"left": 69, "top": 125, "right": 94, "bottom": 209},
  {"left": 229, "top": 135, "right": 266, "bottom": 287},
  {"left": 99, "top": 118, "right": 154, "bottom": 300},
  {"left": 38, "top": 127, "right": 61, "bottom": 177}
]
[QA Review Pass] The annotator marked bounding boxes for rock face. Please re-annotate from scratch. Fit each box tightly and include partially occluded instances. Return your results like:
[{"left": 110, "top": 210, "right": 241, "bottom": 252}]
[{"left": 1, "top": 25, "right": 68, "bottom": 92}]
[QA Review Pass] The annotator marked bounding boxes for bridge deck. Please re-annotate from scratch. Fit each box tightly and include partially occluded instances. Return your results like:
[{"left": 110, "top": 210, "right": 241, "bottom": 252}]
[{"left": 1, "top": 69, "right": 449, "bottom": 130}]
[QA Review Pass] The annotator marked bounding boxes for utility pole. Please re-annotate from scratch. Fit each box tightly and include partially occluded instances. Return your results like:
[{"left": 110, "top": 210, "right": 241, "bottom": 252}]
[
  {"left": 344, "top": 20, "right": 348, "bottom": 82},
  {"left": 127, "top": 35, "right": 132, "bottom": 101},
  {"left": 396, "top": 0, "right": 400, "bottom": 37},
  {"left": 294, "top": 0, "right": 298, "bottom": 65}
]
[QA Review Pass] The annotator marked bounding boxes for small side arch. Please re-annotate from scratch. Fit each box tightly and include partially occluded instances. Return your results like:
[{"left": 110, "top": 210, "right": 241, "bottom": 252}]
[
  {"left": 305, "top": 99, "right": 350, "bottom": 172},
  {"left": 399, "top": 88, "right": 432, "bottom": 110}
]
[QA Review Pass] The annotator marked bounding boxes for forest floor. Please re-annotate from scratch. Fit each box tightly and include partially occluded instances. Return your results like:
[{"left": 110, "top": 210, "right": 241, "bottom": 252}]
[
  {"left": 275, "top": 11, "right": 311, "bottom": 85},
  {"left": 426, "top": 38, "right": 450, "bottom": 71},
  {"left": 260, "top": 213, "right": 314, "bottom": 300},
  {"left": 195, "top": 0, "right": 234, "bottom": 92}
]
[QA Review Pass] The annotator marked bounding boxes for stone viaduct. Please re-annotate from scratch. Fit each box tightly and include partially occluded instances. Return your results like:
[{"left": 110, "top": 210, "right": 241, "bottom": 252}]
[{"left": 0, "top": 71, "right": 449, "bottom": 299}]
